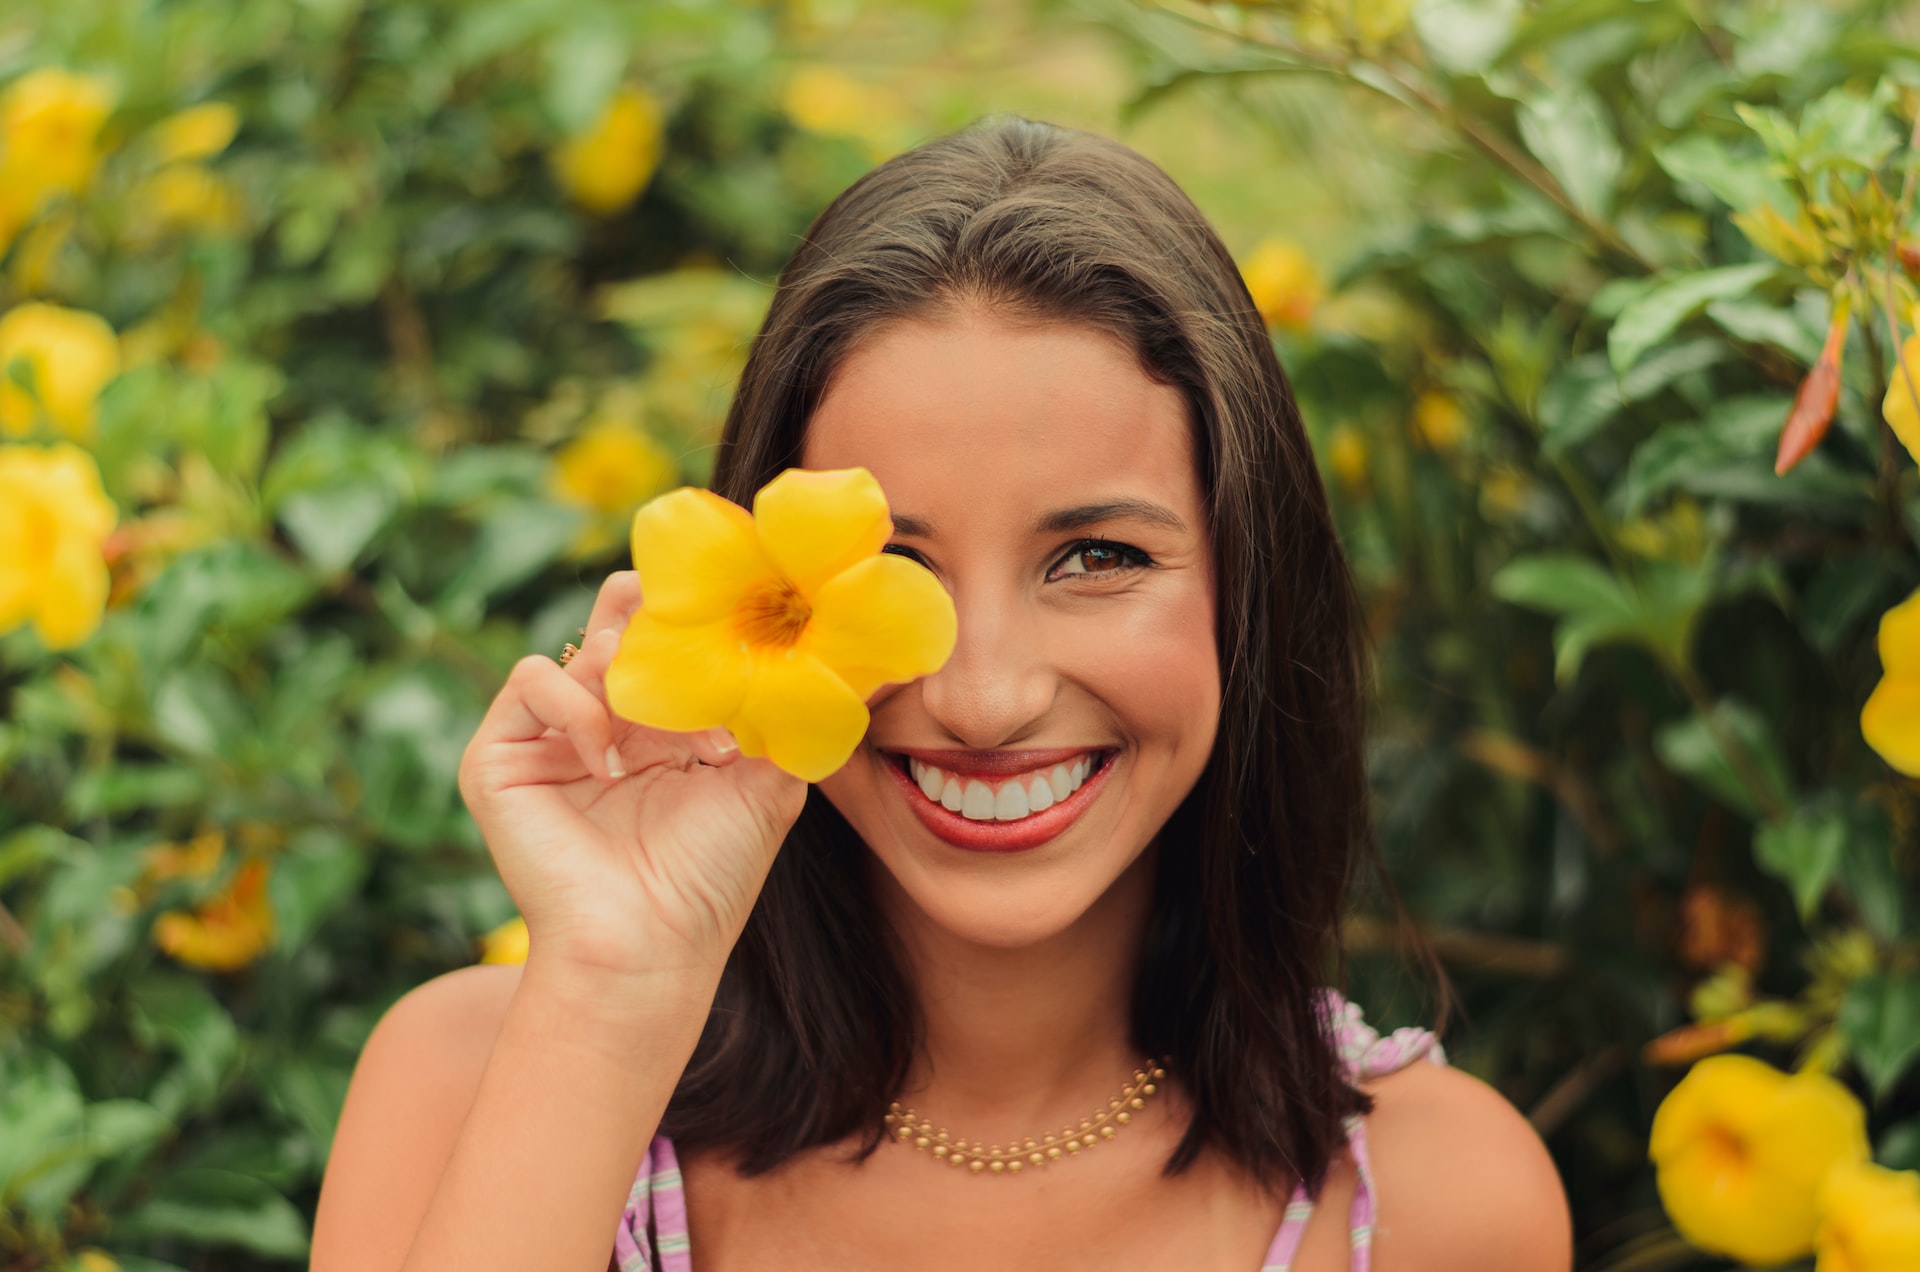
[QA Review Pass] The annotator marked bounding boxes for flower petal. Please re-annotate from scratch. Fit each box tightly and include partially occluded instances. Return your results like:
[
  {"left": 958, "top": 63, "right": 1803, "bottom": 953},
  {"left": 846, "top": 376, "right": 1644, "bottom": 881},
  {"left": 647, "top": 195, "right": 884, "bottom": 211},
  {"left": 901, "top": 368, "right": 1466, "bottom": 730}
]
[
  {"left": 606, "top": 609, "right": 754, "bottom": 733},
  {"left": 751, "top": 467, "right": 892, "bottom": 598},
  {"left": 1878, "top": 587, "right": 1920, "bottom": 678},
  {"left": 629, "top": 487, "right": 779, "bottom": 624},
  {"left": 730, "top": 649, "right": 868, "bottom": 782},
  {"left": 798, "top": 554, "right": 956, "bottom": 699},
  {"left": 32, "top": 535, "right": 108, "bottom": 649},
  {"left": 1863, "top": 673, "right": 1920, "bottom": 778}
]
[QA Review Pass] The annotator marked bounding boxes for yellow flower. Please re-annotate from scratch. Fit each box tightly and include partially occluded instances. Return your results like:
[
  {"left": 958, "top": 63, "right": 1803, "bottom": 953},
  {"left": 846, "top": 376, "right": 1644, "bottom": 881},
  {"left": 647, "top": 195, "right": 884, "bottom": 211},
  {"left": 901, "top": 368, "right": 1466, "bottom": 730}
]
[
  {"left": 779, "top": 66, "right": 907, "bottom": 161},
  {"left": 1410, "top": 391, "right": 1469, "bottom": 452},
  {"left": 607, "top": 467, "right": 958, "bottom": 781},
  {"left": 1862, "top": 587, "right": 1920, "bottom": 776},
  {"left": 1240, "top": 237, "right": 1324, "bottom": 332},
  {"left": 551, "top": 84, "right": 665, "bottom": 217},
  {"left": 550, "top": 414, "right": 679, "bottom": 557},
  {"left": 1480, "top": 464, "right": 1532, "bottom": 520},
  {"left": 1816, "top": 1162, "right": 1920, "bottom": 1272},
  {"left": 0, "top": 442, "right": 117, "bottom": 649},
  {"left": 1649, "top": 1054, "right": 1870, "bottom": 1265},
  {"left": 480, "top": 915, "right": 530, "bottom": 965},
  {"left": 550, "top": 415, "right": 677, "bottom": 517},
  {"left": 73, "top": 1250, "right": 119, "bottom": 1272},
  {"left": 1882, "top": 334, "right": 1920, "bottom": 468},
  {"left": 0, "top": 302, "right": 122, "bottom": 439},
  {"left": 127, "top": 165, "right": 240, "bottom": 243},
  {"left": 0, "top": 68, "right": 114, "bottom": 232},
  {"left": 1325, "top": 424, "right": 1369, "bottom": 492},
  {"left": 147, "top": 101, "right": 238, "bottom": 164},
  {"left": 152, "top": 859, "right": 276, "bottom": 972}
]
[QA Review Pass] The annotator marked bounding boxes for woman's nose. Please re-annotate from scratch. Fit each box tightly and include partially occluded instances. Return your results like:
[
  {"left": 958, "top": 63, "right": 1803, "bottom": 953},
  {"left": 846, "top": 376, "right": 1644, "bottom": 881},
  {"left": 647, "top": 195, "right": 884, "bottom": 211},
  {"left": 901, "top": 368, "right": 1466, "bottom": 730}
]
[{"left": 915, "top": 588, "right": 1057, "bottom": 748}]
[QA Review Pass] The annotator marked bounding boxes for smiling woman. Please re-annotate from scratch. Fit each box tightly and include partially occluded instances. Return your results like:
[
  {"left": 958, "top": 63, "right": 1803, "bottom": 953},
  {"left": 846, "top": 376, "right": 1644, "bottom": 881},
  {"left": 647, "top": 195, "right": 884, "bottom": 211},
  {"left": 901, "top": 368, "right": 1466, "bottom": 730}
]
[{"left": 312, "top": 115, "right": 1571, "bottom": 1272}]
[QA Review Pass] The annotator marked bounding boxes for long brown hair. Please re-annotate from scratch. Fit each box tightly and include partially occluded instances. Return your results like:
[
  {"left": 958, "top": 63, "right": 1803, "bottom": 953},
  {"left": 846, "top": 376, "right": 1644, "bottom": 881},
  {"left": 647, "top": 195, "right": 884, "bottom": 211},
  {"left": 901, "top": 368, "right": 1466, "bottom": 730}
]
[{"left": 662, "top": 113, "right": 1406, "bottom": 1197}]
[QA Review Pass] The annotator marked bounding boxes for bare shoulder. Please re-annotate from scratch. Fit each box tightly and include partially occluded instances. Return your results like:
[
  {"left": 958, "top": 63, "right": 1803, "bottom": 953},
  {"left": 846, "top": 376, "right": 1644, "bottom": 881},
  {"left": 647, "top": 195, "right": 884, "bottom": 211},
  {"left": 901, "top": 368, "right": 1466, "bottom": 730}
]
[
  {"left": 310, "top": 962, "right": 525, "bottom": 1272},
  {"left": 1361, "top": 1057, "right": 1573, "bottom": 1272}
]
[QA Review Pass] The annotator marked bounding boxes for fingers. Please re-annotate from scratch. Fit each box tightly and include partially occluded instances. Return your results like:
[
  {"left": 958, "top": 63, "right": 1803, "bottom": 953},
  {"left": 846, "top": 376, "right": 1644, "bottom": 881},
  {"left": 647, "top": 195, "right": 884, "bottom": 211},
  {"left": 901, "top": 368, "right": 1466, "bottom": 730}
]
[
  {"left": 468, "top": 654, "right": 624, "bottom": 785},
  {"left": 584, "top": 570, "right": 641, "bottom": 638}
]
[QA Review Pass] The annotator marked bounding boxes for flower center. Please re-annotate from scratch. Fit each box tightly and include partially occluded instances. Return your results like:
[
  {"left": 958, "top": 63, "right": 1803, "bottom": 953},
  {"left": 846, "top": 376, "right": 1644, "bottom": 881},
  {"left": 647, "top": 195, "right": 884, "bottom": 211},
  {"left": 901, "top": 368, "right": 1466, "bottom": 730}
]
[
  {"left": 1700, "top": 1124, "right": 1749, "bottom": 1176},
  {"left": 736, "top": 578, "right": 811, "bottom": 649}
]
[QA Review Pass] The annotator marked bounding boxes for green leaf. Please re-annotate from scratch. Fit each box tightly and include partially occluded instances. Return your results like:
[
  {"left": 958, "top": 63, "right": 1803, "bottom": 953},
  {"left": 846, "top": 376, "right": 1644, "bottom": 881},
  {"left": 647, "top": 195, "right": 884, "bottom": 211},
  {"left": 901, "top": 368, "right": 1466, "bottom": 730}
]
[
  {"left": 1704, "top": 298, "right": 1822, "bottom": 364},
  {"left": 1654, "top": 134, "right": 1792, "bottom": 213},
  {"left": 1839, "top": 973, "right": 1920, "bottom": 1100},
  {"left": 1540, "top": 339, "right": 1727, "bottom": 454},
  {"left": 114, "top": 1169, "right": 309, "bottom": 1259},
  {"left": 268, "top": 828, "right": 367, "bottom": 951},
  {"left": 1653, "top": 699, "right": 1794, "bottom": 819},
  {"left": 278, "top": 481, "right": 400, "bottom": 573},
  {"left": 1878, "top": 1117, "right": 1920, "bottom": 1170},
  {"left": 1834, "top": 814, "right": 1905, "bottom": 942},
  {"left": 1608, "top": 264, "right": 1776, "bottom": 375},
  {"left": 1753, "top": 808, "right": 1846, "bottom": 922},
  {"left": 1518, "top": 86, "right": 1621, "bottom": 219},
  {"left": 126, "top": 973, "right": 242, "bottom": 1116},
  {"left": 1411, "top": 0, "right": 1522, "bottom": 72},
  {"left": 1490, "top": 553, "right": 1636, "bottom": 620},
  {"left": 543, "top": 22, "right": 628, "bottom": 133}
]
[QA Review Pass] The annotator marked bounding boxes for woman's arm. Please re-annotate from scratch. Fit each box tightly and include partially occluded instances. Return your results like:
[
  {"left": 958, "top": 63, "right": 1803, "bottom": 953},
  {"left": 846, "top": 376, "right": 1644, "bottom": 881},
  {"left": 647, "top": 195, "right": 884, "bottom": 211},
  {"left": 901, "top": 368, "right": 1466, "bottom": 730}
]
[{"left": 311, "top": 958, "right": 717, "bottom": 1272}]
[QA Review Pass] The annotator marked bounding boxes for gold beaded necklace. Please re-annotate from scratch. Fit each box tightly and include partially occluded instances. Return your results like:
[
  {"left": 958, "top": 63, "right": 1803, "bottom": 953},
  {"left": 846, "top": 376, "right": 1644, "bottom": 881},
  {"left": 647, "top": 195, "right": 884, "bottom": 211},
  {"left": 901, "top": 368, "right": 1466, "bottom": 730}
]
[{"left": 882, "top": 1061, "right": 1166, "bottom": 1176}]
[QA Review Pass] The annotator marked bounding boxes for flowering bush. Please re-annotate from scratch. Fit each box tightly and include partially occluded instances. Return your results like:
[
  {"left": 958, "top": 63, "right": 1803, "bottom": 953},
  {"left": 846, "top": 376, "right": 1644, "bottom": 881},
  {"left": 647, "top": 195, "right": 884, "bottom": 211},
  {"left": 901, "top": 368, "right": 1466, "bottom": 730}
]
[{"left": 1127, "top": 0, "right": 1920, "bottom": 1264}]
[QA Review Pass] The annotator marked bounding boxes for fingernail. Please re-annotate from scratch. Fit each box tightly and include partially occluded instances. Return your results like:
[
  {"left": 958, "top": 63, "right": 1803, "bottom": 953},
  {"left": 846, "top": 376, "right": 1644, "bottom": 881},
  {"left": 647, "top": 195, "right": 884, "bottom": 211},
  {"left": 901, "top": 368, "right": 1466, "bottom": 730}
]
[
  {"left": 605, "top": 746, "right": 627, "bottom": 778},
  {"left": 709, "top": 729, "right": 739, "bottom": 756}
]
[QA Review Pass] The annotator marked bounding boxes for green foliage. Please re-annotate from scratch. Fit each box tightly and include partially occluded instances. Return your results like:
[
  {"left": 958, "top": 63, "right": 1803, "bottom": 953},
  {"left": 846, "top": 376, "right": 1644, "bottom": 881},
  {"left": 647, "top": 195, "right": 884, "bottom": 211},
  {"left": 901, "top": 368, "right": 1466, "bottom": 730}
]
[{"left": 1108, "top": 0, "right": 1920, "bottom": 1261}]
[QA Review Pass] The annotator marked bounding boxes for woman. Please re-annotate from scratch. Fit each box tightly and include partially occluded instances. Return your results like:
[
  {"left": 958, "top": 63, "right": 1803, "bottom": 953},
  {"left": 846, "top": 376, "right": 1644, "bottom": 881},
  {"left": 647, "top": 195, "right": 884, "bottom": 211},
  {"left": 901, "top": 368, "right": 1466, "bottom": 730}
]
[{"left": 313, "top": 114, "right": 1571, "bottom": 1271}]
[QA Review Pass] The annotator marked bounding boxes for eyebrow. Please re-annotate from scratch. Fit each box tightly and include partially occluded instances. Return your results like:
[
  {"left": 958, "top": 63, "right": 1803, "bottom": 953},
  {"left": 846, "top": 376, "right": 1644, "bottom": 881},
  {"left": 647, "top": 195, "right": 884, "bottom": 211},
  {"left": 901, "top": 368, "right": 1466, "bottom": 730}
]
[{"left": 890, "top": 499, "right": 1189, "bottom": 538}]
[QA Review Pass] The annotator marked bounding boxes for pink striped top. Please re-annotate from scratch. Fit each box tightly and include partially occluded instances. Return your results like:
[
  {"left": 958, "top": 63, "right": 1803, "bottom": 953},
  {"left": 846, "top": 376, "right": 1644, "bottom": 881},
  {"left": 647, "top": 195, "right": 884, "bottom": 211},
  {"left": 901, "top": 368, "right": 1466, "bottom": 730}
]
[{"left": 613, "top": 988, "right": 1446, "bottom": 1271}]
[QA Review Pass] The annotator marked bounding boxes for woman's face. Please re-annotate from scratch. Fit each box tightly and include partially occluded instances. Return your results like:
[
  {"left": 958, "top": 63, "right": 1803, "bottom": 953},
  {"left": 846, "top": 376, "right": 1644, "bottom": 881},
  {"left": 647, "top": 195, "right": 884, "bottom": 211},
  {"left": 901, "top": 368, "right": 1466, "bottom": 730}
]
[{"left": 806, "top": 309, "right": 1220, "bottom": 949}]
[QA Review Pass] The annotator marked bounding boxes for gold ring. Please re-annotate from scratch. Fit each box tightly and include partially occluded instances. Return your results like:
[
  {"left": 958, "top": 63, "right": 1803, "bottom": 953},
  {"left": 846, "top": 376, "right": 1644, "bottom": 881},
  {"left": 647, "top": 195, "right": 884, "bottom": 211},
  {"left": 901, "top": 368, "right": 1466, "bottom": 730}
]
[{"left": 558, "top": 626, "right": 587, "bottom": 665}]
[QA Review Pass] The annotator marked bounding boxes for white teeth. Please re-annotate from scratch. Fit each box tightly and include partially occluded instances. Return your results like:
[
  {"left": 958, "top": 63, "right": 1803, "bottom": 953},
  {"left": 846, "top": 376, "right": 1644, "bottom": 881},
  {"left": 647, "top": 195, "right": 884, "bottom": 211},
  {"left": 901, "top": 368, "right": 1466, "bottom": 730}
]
[
  {"left": 1048, "top": 765, "right": 1073, "bottom": 802},
  {"left": 905, "top": 754, "right": 1097, "bottom": 823}
]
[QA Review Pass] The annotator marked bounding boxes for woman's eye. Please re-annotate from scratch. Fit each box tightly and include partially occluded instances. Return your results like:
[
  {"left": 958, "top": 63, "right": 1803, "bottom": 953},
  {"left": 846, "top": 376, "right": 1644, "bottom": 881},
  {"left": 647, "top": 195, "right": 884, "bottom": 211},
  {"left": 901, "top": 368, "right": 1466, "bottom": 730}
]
[
  {"left": 881, "top": 543, "right": 930, "bottom": 570},
  {"left": 1049, "top": 539, "right": 1153, "bottom": 580}
]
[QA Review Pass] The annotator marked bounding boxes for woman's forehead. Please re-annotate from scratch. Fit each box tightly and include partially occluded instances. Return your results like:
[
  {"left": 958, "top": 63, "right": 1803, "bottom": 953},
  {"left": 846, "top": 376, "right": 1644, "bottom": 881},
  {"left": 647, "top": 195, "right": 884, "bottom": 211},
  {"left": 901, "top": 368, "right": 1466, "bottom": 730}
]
[{"left": 800, "top": 315, "right": 1201, "bottom": 533}]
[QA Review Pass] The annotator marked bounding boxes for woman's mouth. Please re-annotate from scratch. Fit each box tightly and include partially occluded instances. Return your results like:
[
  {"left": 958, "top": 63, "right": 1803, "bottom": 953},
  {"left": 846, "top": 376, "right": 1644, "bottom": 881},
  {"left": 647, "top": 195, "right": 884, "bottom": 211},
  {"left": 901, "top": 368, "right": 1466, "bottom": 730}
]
[{"left": 879, "top": 747, "right": 1117, "bottom": 852}]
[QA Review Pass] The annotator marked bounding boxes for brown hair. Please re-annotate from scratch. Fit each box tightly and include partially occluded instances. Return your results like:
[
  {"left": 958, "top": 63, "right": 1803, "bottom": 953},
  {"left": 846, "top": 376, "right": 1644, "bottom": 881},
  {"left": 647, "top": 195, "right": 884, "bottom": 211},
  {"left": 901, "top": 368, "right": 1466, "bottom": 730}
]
[{"left": 661, "top": 113, "right": 1413, "bottom": 1197}]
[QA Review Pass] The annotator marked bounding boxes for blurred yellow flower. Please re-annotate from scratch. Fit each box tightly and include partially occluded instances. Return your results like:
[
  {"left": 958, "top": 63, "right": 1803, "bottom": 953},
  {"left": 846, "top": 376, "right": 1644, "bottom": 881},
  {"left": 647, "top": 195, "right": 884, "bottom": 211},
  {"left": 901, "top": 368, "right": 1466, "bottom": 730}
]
[
  {"left": 152, "top": 859, "right": 276, "bottom": 972},
  {"left": 1410, "top": 391, "right": 1469, "bottom": 452},
  {"left": 73, "top": 1251, "right": 119, "bottom": 1272},
  {"left": 127, "top": 165, "right": 240, "bottom": 243},
  {"left": 551, "top": 84, "right": 665, "bottom": 217},
  {"left": 1881, "top": 334, "right": 1920, "bottom": 468},
  {"left": 0, "top": 302, "right": 122, "bottom": 439},
  {"left": 780, "top": 66, "right": 906, "bottom": 161},
  {"left": 1816, "top": 1162, "right": 1920, "bottom": 1272},
  {"left": 0, "top": 67, "right": 115, "bottom": 244},
  {"left": 0, "top": 442, "right": 117, "bottom": 649},
  {"left": 1862, "top": 587, "right": 1920, "bottom": 777},
  {"left": 148, "top": 101, "right": 238, "bottom": 164},
  {"left": 550, "top": 415, "right": 677, "bottom": 517},
  {"left": 1480, "top": 464, "right": 1532, "bottom": 521},
  {"left": 608, "top": 467, "right": 957, "bottom": 781},
  {"left": 1649, "top": 1054, "right": 1869, "bottom": 1265},
  {"left": 1240, "top": 237, "right": 1323, "bottom": 332},
  {"left": 141, "top": 828, "right": 226, "bottom": 884},
  {"left": 1325, "top": 424, "right": 1369, "bottom": 492},
  {"left": 480, "top": 915, "right": 530, "bottom": 965}
]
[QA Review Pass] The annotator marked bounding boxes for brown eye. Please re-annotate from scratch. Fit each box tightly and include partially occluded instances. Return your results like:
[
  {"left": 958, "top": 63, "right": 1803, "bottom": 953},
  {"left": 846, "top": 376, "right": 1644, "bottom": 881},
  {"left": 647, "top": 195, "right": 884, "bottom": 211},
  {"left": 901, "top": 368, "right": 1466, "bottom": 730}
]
[{"left": 1049, "top": 539, "right": 1153, "bottom": 580}]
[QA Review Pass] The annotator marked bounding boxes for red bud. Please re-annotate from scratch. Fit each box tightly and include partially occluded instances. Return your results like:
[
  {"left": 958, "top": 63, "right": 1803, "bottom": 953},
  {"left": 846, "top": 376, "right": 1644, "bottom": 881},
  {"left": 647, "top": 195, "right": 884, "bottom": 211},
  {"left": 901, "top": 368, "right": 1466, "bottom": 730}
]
[
  {"left": 1774, "top": 297, "right": 1850, "bottom": 475},
  {"left": 1900, "top": 240, "right": 1920, "bottom": 281}
]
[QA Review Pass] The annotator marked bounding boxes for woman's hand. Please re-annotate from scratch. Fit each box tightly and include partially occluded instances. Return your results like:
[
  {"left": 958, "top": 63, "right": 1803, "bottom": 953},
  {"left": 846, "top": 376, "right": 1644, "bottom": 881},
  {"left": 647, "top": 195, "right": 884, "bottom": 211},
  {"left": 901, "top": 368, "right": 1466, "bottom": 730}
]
[{"left": 457, "top": 571, "right": 807, "bottom": 992}]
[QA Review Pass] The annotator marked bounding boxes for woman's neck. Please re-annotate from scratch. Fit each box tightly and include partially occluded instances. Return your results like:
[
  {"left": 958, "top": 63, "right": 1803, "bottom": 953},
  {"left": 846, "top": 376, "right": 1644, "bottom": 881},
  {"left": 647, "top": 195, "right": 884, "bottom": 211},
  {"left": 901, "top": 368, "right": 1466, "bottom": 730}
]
[{"left": 873, "top": 843, "right": 1159, "bottom": 1139}]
